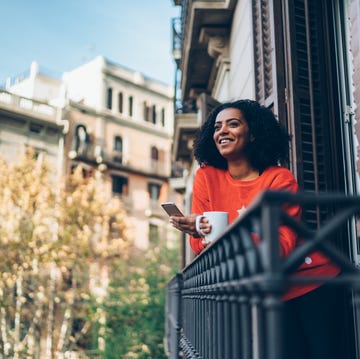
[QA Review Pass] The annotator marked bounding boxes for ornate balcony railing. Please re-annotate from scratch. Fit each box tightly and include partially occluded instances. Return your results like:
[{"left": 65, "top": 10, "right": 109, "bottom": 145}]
[{"left": 165, "top": 190, "right": 360, "bottom": 359}]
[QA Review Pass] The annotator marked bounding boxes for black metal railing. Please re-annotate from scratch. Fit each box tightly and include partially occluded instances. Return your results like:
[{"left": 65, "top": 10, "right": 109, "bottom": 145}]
[{"left": 165, "top": 190, "right": 360, "bottom": 359}]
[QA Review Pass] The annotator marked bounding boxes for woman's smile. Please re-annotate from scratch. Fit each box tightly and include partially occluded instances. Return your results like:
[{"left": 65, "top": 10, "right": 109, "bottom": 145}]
[{"left": 218, "top": 138, "right": 234, "bottom": 144}]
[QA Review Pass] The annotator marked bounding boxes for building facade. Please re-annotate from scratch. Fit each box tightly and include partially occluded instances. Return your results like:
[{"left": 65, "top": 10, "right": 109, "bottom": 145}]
[
  {"left": 2, "top": 56, "right": 181, "bottom": 249},
  {"left": 170, "top": 0, "right": 360, "bottom": 355},
  {"left": 0, "top": 62, "right": 65, "bottom": 177}
]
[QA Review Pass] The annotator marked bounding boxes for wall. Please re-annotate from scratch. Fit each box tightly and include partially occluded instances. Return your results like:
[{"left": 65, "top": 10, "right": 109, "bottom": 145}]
[{"left": 229, "top": 0, "right": 255, "bottom": 101}]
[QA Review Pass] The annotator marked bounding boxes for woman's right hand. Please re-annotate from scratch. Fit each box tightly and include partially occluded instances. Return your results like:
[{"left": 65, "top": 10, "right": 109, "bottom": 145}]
[{"left": 169, "top": 213, "right": 199, "bottom": 237}]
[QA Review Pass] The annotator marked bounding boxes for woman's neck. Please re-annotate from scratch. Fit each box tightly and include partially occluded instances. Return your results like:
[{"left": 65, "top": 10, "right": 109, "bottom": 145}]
[{"left": 228, "top": 161, "right": 259, "bottom": 181}]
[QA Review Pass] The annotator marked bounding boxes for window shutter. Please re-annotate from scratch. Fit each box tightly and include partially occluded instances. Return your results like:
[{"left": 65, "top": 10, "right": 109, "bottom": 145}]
[{"left": 283, "top": 0, "right": 344, "bottom": 229}]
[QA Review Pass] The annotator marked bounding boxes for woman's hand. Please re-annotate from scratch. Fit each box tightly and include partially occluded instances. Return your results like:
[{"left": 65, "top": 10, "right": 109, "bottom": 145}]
[{"left": 170, "top": 214, "right": 212, "bottom": 248}]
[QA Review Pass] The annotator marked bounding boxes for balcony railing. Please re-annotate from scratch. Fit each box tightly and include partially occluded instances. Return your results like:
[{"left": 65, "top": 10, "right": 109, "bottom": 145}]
[
  {"left": 70, "top": 145, "right": 169, "bottom": 177},
  {"left": 165, "top": 190, "right": 360, "bottom": 359},
  {"left": 0, "top": 89, "right": 59, "bottom": 123}
]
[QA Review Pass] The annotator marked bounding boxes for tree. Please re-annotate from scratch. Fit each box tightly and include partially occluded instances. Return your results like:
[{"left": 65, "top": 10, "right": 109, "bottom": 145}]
[
  {"left": 102, "top": 238, "right": 180, "bottom": 359},
  {"left": 0, "top": 150, "right": 131, "bottom": 358}
]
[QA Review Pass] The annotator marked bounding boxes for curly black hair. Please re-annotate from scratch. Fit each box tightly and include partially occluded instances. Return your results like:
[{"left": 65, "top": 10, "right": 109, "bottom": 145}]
[{"left": 193, "top": 99, "right": 290, "bottom": 172}]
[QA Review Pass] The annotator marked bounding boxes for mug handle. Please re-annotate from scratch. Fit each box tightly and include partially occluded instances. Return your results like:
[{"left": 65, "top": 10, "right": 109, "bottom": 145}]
[{"left": 195, "top": 215, "right": 208, "bottom": 237}]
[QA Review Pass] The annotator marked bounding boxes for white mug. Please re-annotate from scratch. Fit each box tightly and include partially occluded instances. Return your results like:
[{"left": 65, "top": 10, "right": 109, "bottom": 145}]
[{"left": 195, "top": 211, "right": 229, "bottom": 242}]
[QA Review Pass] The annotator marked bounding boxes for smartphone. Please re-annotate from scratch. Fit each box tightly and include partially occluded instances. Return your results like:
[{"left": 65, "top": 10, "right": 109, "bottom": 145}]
[{"left": 161, "top": 202, "right": 184, "bottom": 217}]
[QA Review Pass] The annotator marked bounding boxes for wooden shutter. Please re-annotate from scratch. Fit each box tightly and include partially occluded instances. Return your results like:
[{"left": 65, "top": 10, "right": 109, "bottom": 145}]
[{"left": 283, "top": 0, "right": 345, "bottom": 229}]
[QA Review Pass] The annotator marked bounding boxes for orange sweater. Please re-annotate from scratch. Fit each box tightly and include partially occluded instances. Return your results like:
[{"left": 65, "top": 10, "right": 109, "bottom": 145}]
[{"left": 190, "top": 165, "right": 340, "bottom": 301}]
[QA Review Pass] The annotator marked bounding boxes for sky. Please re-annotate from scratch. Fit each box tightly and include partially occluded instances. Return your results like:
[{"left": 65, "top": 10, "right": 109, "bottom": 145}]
[{"left": 0, "top": 1, "right": 180, "bottom": 86}]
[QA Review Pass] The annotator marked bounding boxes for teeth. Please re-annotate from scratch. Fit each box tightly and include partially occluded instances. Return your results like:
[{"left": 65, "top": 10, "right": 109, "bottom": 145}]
[{"left": 220, "top": 139, "right": 231, "bottom": 144}]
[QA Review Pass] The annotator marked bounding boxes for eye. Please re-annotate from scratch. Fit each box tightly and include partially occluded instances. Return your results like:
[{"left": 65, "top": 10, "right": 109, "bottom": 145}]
[
  {"left": 229, "top": 121, "right": 239, "bottom": 127},
  {"left": 214, "top": 124, "right": 221, "bottom": 131}
]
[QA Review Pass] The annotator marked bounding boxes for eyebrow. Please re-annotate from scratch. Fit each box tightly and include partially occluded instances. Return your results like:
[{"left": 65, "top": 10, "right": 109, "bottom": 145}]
[{"left": 214, "top": 117, "right": 243, "bottom": 124}]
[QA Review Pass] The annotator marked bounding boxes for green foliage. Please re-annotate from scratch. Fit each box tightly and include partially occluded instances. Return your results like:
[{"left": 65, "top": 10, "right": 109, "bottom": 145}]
[{"left": 102, "top": 241, "right": 180, "bottom": 359}]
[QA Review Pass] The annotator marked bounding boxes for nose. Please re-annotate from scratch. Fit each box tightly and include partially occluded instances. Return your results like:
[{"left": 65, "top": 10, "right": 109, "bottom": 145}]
[{"left": 218, "top": 124, "right": 229, "bottom": 135}]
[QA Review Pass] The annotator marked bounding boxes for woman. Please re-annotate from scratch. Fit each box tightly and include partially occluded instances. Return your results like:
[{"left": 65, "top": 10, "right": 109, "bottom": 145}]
[{"left": 170, "top": 99, "right": 343, "bottom": 359}]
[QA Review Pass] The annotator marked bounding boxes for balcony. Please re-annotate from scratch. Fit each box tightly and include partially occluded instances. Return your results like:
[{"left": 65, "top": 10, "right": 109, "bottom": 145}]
[
  {"left": 0, "top": 89, "right": 59, "bottom": 124},
  {"left": 172, "top": 112, "right": 198, "bottom": 167},
  {"left": 165, "top": 190, "right": 360, "bottom": 358},
  {"left": 69, "top": 144, "right": 170, "bottom": 179},
  {"left": 174, "top": 0, "right": 235, "bottom": 101}
]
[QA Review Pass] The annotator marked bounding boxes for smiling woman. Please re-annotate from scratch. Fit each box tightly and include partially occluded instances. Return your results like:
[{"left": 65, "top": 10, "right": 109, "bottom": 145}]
[{"left": 169, "top": 99, "right": 344, "bottom": 359}]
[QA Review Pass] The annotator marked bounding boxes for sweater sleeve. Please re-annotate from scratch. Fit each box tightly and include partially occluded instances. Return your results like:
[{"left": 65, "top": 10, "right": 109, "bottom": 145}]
[
  {"left": 189, "top": 169, "right": 210, "bottom": 255},
  {"left": 269, "top": 169, "right": 301, "bottom": 257}
]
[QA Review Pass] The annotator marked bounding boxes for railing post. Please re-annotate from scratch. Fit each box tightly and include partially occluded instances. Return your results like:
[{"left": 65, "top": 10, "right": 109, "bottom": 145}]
[
  {"left": 352, "top": 285, "right": 360, "bottom": 357},
  {"left": 251, "top": 293, "right": 265, "bottom": 359},
  {"left": 216, "top": 290, "right": 224, "bottom": 359},
  {"left": 260, "top": 202, "right": 283, "bottom": 359},
  {"left": 239, "top": 291, "right": 252, "bottom": 359}
]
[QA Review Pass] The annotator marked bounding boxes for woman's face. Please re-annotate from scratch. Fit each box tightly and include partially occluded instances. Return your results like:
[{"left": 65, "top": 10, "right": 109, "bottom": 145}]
[{"left": 213, "top": 107, "right": 253, "bottom": 161}]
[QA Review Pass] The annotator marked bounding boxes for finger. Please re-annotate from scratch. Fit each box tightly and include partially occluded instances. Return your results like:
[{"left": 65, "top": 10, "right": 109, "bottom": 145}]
[{"left": 202, "top": 239, "right": 210, "bottom": 247}]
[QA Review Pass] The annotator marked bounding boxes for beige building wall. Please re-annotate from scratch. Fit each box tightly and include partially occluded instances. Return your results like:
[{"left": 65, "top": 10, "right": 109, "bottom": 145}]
[
  {"left": 211, "top": 0, "right": 256, "bottom": 102},
  {"left": 63, "top": 57, "right": 176, "bottom": 249},
  {"left": 66, "top": 104, "right": 176, "bottom": 249}
]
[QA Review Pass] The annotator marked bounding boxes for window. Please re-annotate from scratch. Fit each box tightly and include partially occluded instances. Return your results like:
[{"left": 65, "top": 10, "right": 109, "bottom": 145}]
[
  {"left": 151, "top": 146, "right": 159, "bottom": 161},
  {"left": 74, "top": 124, "right": 89, "bottom": 156},
  {"left": 29, "top": 123, "right": 44, "bottom": 134},
  {"left": 128, "top": 96, "right": 133, "bottom": 116},
  {"left": 152, "top": 105, "right": 156, "bottom": 124},
  {"left": 106, "top": 87, "right": 113, "bottom": 109},
  {"left": 118, "top": 92, "right": 123, "bottom": 113},
  {"left": 150, "top": 146, "right": 159, "bottom": 172},
  {"left": 111, "top": 175, "right": 128, "bottom": 195},
  {"left": 113, "top": 136, "right": 123, "bottom": 163},
  {"left": 161, "top": 108, "right": 165, "bottom": 127},
  {"left": 144, "top": 101, "right": 150, "bottom": 122},
  {"left": 149, "top": 223, "right": 159, "bottom": 243},
  {"left": 148, "top": 182, "right": 161, "bottom": 201}
]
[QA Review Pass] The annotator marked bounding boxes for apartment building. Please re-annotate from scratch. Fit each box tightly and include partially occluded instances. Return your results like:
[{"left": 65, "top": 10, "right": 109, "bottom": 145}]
[
  {"left": 62, "top": 56, "right": 179, "bottom": 249},
  {"left": 2, "top": 56, "right": 181, "bottom": 249},
  {"left": 170, "top": 0, "right": 360, "bottom": 356}
]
